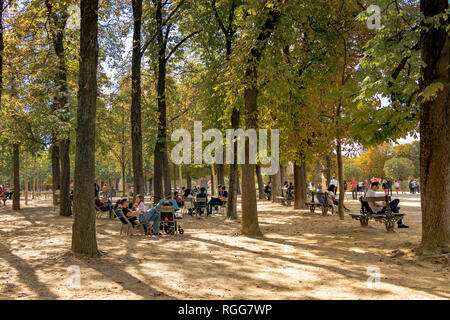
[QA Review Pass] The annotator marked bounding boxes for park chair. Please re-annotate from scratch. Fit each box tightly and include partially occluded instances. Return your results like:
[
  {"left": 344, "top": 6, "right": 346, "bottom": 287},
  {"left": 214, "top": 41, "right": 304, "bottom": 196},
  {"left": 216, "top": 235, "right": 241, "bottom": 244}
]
[
  {"left": 115, "top": 209, "right": 145, "bottom": 236},
  {"left": 159, "top": 204, "right": 183, "bottom": 235},
  {"left": 195, "top": 196, "right": 207, "bottom": 216},
  {"left": 219, "top": 197, "right": 227, "bottom": 215},
  {"left": 183, "top": 197, "right": 194, "bottom": 214}
]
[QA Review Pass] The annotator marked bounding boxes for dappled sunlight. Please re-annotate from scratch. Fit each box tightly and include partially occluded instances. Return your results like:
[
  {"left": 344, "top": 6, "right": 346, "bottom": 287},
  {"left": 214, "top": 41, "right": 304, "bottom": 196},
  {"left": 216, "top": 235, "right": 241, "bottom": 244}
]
[{"left": 0, "top": 195, "right": 448, "bottom": 299}]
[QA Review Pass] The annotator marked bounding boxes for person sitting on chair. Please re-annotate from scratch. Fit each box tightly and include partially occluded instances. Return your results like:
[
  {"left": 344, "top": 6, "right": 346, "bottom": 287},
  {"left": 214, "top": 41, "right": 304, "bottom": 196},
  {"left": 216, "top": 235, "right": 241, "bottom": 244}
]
[
  {"left": 184, "top": 188, "right": 195, "bottom": 215},
  {"left": 195, "top": 187, "right": 208, "bottom": 216},
  {"left": 315, "top": 184, "right": 326, "bottom": 204},
  {"left": 114, "top": 199, "right": 138, "bottom": 226},
  {"left": 366, "top": 181, "right": 409, "bottom": 228},
  {"left": 264, "top": 182, "right": 272, "bottom": 200},
  {"left": 95, "top": 197, "right": 113, "bottom": 218},
  {"left": 130, "top": 195, "right": 161, "bottom": 235},
  {"left": 208, "top": 186, "right": 228, "bottom": 215},
  {"left": 174, "top": 191, "right": 184, "bottom": 207}
]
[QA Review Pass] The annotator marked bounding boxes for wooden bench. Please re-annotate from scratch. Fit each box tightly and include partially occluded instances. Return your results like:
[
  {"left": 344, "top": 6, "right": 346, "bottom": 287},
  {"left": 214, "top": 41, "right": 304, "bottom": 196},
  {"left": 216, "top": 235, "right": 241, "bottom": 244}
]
[
  {"left": 348, "top": 196, "right": 407, "bottom": 232},
  {"left": 306, "top": 192, "right": 330, "bottom": 215}
]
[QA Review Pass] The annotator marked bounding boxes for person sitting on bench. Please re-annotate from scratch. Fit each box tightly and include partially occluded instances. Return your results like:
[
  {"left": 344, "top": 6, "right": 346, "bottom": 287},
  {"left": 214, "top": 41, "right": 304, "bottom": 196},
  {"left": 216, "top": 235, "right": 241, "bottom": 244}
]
[
  {"left": 366, "top": 181, "right": 409, "bottom": 228},
  {"left": 315, "top": 184, "right": 326, "bottom": 204},
  {"left": 208, "top": 186, "right": 228, "bottom": 215},
  {"left": 95, "top": 197, "right": 113, "bottom": 218}
]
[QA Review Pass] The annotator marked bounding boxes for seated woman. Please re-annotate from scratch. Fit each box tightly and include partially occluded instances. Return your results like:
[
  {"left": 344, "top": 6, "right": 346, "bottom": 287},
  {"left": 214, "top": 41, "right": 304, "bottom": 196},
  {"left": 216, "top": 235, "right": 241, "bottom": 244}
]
[
  {"left": 130, "top": 195, "right": 161, "bottom": 235},
  {"left": 327, "top": 185, "right": 350, "bottom": 212},
  {"left": 326, "top": 185, "right": 338, "bottom": 214},
  {"left": 173, "top": 191, "right": 184, "bottom": 207},
  {"left": 95, "top": 197, "right": 113, "bottom": 218},
  {"left": 315, "top": 184, "right": 326, "bottom": 204}
]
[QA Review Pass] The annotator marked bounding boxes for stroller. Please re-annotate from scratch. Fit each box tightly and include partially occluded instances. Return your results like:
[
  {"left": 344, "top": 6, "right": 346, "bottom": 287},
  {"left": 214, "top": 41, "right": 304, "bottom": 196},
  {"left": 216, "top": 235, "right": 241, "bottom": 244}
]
[{"left": 159, "top": 201, "right": 184, "bottom": 235}]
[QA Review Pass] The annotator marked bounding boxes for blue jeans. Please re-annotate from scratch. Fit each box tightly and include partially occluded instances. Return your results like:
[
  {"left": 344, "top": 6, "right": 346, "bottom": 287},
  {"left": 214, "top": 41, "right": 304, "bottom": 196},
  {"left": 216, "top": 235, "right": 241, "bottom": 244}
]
[
  {"left": 139, "top": 208, "right": 161, "bottom": 234},
  {"left": 208, "top": 197, "right": 223, "bottom": 214},
  {"left": 382, "top": 199, "right": 404, "bottom": 225}
]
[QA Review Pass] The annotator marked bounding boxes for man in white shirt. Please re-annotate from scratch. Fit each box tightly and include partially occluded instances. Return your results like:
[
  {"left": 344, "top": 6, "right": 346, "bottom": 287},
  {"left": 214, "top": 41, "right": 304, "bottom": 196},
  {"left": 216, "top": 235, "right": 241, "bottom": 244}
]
[
  {"left": 366, "top": 181, "right": 409, "bottom": 228},
  {"left": 329, "top": 177, "right": 339, "bottom": 188}
]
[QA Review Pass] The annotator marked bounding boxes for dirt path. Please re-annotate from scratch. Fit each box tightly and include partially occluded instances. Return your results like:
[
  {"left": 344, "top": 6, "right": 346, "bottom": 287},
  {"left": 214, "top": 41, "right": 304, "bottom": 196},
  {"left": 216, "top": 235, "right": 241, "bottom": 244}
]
[{"left": 0, "top": 194, "right": 448, "bottom": 299}]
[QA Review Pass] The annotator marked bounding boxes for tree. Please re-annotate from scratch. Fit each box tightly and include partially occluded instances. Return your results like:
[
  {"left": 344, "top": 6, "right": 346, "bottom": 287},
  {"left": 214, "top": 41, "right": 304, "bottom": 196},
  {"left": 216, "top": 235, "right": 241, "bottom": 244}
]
[
  {"left": 383, "top": 157, "right": 414, "bottom": 181},
  {"left": 240, "top": 3, "right": 281, "bottom": 236},
  {"left": 72, "top": 0, "right": 99, "bottom": 255},
  {"left": 419, "top": 0, "right": 449, "bottom": 254},
  {"left": 356, "top": 143, "right": 394, "bottom": 178},
  {"left": 130, "top": 0, "right": 144, "bottom": 197},
  {"left": 343, "top": 162, "right": 363, "bottom": 181},
  {"left": 44, "top": 0, "right": 72, "bottom": 216},
  {"left": 394, "top": 141, "right": 420, "bottom": 177}
]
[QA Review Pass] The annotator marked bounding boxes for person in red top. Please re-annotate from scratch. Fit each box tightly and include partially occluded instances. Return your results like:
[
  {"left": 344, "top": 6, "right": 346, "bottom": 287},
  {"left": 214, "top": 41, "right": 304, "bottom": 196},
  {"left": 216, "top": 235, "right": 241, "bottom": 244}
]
[{"left": 350, "top": 178, "right": 358, "bottom": 200}]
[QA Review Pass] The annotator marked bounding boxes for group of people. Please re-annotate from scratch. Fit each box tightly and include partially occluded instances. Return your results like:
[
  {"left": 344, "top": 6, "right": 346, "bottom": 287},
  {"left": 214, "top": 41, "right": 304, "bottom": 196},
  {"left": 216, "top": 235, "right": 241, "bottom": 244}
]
[
  {"left": 178, "top": 185, "right": 228, "bottom": 216},
  {"left": 349, "top": 178, "right": 405, "bottom": 200},
  {"left": 113, "top": 195, "right": 165, "bottom": 235},
  {"left": 409, "top": 179, "right": 420, "bottom": 194}
]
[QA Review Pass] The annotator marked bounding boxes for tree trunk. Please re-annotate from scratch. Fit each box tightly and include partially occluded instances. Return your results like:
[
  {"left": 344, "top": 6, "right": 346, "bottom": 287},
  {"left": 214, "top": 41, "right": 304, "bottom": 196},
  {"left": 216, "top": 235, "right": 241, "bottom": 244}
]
[
  {"left": 131, "top": 0, "right": 144, "bottom": 197},
  {"left": 256, "top": 164, "right": 265, "bottom": 199},
  {"left": 24, "top": 152, "right": 29, "bottom": 205},
  {"left": 271, "top": 169, "right": 281, "bottom": 203},
  {"left": 217, "top": 163, "right": 224, "bottom": 186},
  {"left": 12, "top": 144, "right": 20, "bottom": 210},
  {"left": 0, "top": 0, "right": 3, "bottom": 112},
  {"left": 121, "top": 162, "right": 126, "bottom": 196},
  {"left": 227, "top": 107, "right": 240, "bottom": 220},
  {"left": 279, "top": 164, "right": 284, "bottom": 185},
  {"left": 420, "top": 0, "right": 449, "bottom": 254},
  {"left": 294, "top": 162, "right": 307, "bottom": 209},
  {"left": 211, "top": 164, "right": 216, "bottom": 196},
  {"left": 51, "top": 144, "right": 61, "bottom": 205},
  {"left": 336, "top": 139, "right": 345, "bottom": 220},
  {"left": 153, "top": 0, "right": 171, "bottom": 201},
  {"left": 60, "top": 139, "right": 72, "bottom": 216},
  {"left": 173, "top": 162, "right": 177, "bottom": 193},
  {"left": 325, "top": 155, "right": 331, "bottom": 186},
  {"left": 186, "top": 170, "right": 192, "bottom": 190},
  {"left": 72, "top": 0, "right": 99, "bottom": 256}
]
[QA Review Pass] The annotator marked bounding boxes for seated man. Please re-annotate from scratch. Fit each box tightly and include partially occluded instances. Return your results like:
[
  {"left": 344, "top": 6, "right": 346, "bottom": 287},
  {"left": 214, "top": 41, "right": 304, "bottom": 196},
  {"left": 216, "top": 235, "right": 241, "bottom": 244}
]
[
  {"left": 95, "top": 197, "right": 113, "bottom": 218},
  {"left": 264, "top": 182, "right": 272, "bottom": 200},
  {"left": 195, "top": 187, "right": 208, "bottom": 216},
  {"left": 366, "top": 181, "right": 409, "bottom": 228},
  {"left": 114, "top": 199, "right": 138, "bottom": 226},
  {"left": 208, "top": 186, "right": 228, "bottom": 215}
]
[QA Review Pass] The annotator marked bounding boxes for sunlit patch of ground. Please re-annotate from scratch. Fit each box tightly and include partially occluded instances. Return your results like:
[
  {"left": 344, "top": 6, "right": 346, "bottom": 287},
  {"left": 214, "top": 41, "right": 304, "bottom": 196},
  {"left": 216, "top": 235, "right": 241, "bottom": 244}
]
[{"left": 0, "top": 193, "right": 448, "bottom": 300}]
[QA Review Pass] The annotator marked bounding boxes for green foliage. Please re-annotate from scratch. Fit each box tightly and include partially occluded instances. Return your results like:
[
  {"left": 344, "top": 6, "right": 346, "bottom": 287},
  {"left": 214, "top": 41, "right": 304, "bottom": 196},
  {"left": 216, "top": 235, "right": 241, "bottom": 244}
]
[
  {"left": 343, "top": 162, "right": 364, "bottom": 180},
  {"left": 383, "top": 157, "right": 414, "bottom": 181}
]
